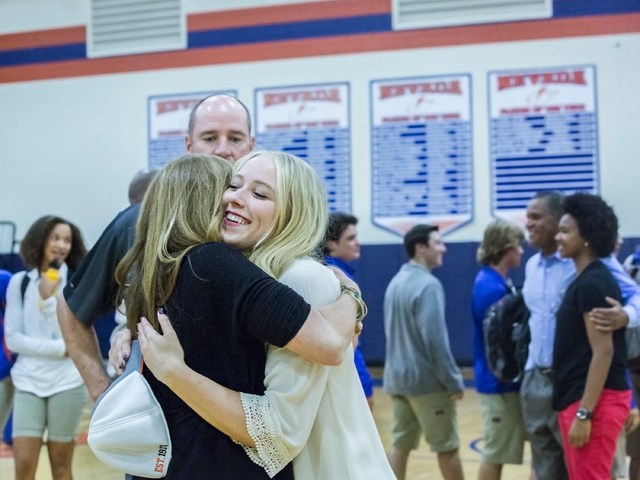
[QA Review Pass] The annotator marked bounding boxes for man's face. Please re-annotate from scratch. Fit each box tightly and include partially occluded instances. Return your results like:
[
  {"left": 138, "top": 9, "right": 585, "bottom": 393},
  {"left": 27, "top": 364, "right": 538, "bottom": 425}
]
[
  {"left": 424, "top": 231, "right": 446, "bottom": 270},
  {"left": 525, "top": 197, "right": 559, "bottom": 254},
  {"left": 185, "top": 97, "right": 255, "bottom": 162},
  {"left": 328, "top": 224, "right": 360, "bottom": 262}
]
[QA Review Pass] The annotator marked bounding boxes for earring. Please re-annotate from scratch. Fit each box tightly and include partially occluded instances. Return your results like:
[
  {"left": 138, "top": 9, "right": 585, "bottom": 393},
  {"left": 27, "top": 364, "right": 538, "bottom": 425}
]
[{"left": 584, "top": 242, "right": 589, "bottom": 247}]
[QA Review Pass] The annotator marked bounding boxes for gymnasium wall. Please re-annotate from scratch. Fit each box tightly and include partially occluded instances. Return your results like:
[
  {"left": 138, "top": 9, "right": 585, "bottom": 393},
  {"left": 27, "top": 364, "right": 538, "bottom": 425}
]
[{"left": 1, "top": 0, "right": 639, "bottom": 363}]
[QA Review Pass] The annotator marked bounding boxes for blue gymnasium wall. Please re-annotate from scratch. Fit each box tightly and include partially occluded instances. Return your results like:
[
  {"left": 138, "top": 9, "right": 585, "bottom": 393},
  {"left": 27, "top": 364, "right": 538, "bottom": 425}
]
[{"left": 355, "top": 238, "right": 640, "bottom": 366}]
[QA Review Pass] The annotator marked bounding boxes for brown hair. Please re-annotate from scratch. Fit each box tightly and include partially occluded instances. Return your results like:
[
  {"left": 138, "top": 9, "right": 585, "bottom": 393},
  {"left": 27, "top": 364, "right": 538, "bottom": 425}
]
[
  {"left": 19, "top": 215, "right": 86, "bottom": 270},
  {"left": 477, "top": 219, "right": 524, "bottom": 265}
]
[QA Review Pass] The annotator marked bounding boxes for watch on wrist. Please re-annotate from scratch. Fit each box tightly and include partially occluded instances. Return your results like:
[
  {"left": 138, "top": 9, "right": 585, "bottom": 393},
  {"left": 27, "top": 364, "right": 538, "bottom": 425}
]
[{"left": 576, "top": 407, "right": 592, "bottom": 421}]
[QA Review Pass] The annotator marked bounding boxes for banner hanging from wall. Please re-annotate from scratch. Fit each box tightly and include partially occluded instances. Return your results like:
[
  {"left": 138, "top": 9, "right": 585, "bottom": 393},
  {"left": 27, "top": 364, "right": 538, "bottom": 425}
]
[
  {"left": 254, "top": 83, "right": 351, "bottom": 213},
  {"left": 488, "top": 65, "right": 598, "bottom": 224},
  {"left": 148, "top": 90, "right": 235, "bottom": 169},
  {"left": 370, "top": 74, "right": 473, "bottom": 237}
]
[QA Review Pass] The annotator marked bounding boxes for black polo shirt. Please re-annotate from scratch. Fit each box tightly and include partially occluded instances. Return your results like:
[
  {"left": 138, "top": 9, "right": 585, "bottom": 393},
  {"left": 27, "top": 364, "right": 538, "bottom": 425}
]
[{"left": 63, "top": 204, "right": 139, "bottom": 326}]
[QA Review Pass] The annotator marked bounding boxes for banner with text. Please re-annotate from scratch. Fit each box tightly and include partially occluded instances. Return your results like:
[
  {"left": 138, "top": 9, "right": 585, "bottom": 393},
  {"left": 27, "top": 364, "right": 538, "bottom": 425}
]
[
  {"left": 370, "top": 75, "right": 473, "bottom": 236},
  {"left": 489, "top": 65, "right": 598, "bottom": 224},
  {"left": 255, "top": 83, "right": 351, "bottom": 212}
]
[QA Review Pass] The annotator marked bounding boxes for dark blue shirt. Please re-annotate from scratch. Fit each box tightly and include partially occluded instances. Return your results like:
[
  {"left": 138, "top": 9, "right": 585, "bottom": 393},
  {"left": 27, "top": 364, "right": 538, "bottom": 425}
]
[{"left": 325, "top": 255, "right": 373, "bottom": 398}]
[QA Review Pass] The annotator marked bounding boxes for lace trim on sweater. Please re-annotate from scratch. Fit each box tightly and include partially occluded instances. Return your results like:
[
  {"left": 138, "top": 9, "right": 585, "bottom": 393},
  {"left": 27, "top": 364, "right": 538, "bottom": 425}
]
[{"left": 239, "top": 392, "right": 292, "bottom": 478}]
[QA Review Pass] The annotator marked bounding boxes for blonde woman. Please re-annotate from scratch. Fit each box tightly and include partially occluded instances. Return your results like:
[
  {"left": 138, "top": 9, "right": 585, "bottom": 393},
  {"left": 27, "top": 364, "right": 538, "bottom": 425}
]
[
  {"left": 136, "top": 151, "right": 395, "bottom": 479},
  {"left": 115, "top": 153, "right": 361, "bottom": 479}
]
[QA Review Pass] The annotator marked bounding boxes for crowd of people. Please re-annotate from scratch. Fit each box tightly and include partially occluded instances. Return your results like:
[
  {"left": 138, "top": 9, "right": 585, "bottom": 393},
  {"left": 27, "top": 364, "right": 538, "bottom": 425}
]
[
  {"left": 466, "top": 192, "right": 640, "bottom": 480},
  {"left": 0, "top": 94, "right": 639, "bottom": 480}
]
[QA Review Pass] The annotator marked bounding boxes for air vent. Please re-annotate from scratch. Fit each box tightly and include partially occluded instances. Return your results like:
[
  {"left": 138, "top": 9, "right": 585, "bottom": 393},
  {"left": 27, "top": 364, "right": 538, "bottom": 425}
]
[
  {"left": 392, "top": 0, "right": 552, "bottom": 31},
  {"left": 88, "top": 0, "right": 186, "bottom": 58}
]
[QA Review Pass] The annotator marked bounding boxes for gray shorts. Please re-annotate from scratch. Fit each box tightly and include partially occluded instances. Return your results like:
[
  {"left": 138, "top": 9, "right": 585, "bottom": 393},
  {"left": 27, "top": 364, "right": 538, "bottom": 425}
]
[
  {"left": 479, "top": 392, "right": 525, "bottom": 464},
  {"left": 13, "top": 385, "right": 88, "bottom": 442},
  {"left": 520, "top": 368, "right": 568, "bottom": 480},
  {"left": 391, "top": 391, "right": 459, "bottom": 453}
]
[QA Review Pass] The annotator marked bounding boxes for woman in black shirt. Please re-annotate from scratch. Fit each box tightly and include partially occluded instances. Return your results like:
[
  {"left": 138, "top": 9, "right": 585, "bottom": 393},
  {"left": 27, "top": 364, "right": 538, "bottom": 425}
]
[{"left": 552, "top": 193, "right": 629, "bottom": 479}]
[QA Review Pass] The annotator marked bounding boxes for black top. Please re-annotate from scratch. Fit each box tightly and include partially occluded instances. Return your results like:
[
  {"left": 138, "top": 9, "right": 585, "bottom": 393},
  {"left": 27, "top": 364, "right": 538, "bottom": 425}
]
[
  {"left": 552, "top": 260, "right": 627, "bottom": 411},
  {"left": 63, "top": 203, "right": 140, "bottom": 326},
  {"left": 64, "top": 206, "right": 313, "bottom": 477},
  {"left": 137, "top": 242, "right": 308, "bottom": 479}
]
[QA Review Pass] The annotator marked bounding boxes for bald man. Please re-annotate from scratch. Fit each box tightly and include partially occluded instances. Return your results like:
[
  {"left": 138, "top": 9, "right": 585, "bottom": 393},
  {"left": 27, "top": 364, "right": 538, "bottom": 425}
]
[{"left": 59, "top": 95, "right": 256, "bottom": 399}]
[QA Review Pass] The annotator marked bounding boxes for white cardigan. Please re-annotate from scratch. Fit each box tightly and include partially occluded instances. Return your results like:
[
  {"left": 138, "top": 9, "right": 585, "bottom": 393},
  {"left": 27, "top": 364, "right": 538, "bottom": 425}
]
[
  {"left": 240, "top": 258, "right": 395, "bottom": 479},
  {"left": 4, "top": 265, "right": 84, "bottom": 396}
]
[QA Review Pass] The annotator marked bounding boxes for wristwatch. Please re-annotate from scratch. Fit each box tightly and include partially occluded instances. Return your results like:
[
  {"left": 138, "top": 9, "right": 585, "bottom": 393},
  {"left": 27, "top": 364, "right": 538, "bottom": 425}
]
[{"left": 576, "top": 407, "right": 592, "bottom": 421}]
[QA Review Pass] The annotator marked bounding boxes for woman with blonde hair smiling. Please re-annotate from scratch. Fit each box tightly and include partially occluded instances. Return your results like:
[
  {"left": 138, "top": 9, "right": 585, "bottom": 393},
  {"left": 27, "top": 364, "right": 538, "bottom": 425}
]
[
  {"left": 134, "top": 150, "right": 395, "bottom": 479},
  {"left": 115, "top": 152, "right": 365, "bottom": 479}
]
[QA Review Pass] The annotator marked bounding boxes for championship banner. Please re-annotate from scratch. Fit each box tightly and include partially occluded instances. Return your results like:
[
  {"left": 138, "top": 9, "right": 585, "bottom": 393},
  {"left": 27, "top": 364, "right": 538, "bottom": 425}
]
[
  {"left": 370, "top": 75, "right": 473, "bottom": 236},
  {"left": 489, "top": 66, "right": 598, "bottom": 224},
  {"left": 255, "top": 83, "right": 351, "bottom": 212}
]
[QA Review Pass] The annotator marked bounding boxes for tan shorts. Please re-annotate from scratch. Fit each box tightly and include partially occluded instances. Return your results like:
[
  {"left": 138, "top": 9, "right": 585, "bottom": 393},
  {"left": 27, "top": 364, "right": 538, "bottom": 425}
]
[
  {"left": 479, "top": 392, "right": 525, "bottom": 464},
  {"left": 391, "top": 391, "right": 459, "bottom": 453},
  {"left": 627, "top": 372, "right": 640, "bottom": 457},
  {"left": 13, "top": 385, "right": 88, "bottom": 442}
]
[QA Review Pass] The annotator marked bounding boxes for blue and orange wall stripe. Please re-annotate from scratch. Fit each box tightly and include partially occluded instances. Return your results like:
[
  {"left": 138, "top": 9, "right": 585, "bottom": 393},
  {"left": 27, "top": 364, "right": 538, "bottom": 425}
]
[{"left": 0, "top": 0, "right": 639, "bottom": 85}]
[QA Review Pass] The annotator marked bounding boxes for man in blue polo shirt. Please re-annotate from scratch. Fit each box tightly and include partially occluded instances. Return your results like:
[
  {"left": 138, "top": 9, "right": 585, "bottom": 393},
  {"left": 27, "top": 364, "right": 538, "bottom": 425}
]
[{"left": 324, "top": 212, "right": 374, "bottom": 409}]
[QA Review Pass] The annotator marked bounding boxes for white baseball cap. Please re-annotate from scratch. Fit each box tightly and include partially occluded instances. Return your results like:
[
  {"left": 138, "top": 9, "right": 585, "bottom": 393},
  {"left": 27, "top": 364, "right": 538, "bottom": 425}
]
[{"left": 88, "top": 340, "right": 172, "bottom": 478}]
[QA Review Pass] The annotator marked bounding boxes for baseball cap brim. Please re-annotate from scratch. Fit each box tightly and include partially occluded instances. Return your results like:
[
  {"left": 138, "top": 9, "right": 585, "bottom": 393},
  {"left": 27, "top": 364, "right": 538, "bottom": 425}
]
[{"left": 88, "top": 340, "right": 172, "bottom": 478}]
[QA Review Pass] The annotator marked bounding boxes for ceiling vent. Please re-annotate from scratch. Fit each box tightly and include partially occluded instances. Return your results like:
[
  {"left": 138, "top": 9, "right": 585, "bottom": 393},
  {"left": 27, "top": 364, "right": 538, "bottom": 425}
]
[
  {"left": 392, "top": 0, "right": 552, "bottom": 31},
  {"left": 88, "top": 0, "right": 186, "bottom": 58}
]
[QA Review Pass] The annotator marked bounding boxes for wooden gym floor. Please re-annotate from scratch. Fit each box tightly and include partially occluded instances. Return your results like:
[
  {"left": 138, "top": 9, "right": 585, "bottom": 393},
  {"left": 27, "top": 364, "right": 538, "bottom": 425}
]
[{"left": 0, "top": 368, "right": 535, "bottom": 479}]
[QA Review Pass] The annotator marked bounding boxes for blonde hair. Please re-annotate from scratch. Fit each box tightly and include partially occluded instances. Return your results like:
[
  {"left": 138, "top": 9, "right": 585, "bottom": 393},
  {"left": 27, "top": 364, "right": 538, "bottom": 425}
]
[
  {"left": 116, "top": 153, "right": 232, "bottom": 332},
  {"left": 234, "top": 150, "right": 328, "bottom": 279},
  {"left": 477, "top": 219, "right": 524, "bottom": 265}
]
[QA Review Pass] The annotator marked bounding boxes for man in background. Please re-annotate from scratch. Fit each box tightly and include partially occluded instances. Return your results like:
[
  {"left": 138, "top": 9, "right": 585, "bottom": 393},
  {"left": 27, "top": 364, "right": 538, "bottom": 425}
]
[
  {"left": 324, "top": 212, "right": 374, "bottom": 409},
  {"left": 94, "top": 167, "right": 161, "bottom": 371},
  {"left": 58, "top": 94, "right": 256, "bottom": 400},
  {"left": 383, "top": 224, "right": 465, "bottom": 480},
  {"left": 127, "top": 168, "right": 159, "bottom": 205},
  {"left": 624, "top": 245, "right": 640, "bottom": 480}
]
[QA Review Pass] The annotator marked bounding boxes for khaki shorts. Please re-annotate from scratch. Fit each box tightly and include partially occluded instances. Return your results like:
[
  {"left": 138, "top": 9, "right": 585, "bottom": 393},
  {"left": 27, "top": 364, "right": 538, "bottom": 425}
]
[
  {"left": 13, "top": 385, "right": 88, "bottom": 442},
  {"left": 391, "top": 391, "right": 459, "bottom": 453},
  {"left": 479, "top": 392, "right": 525, "bottom": 464},
  {"left": 627, "top": 372, "right": 640, "bottom": 457}
]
